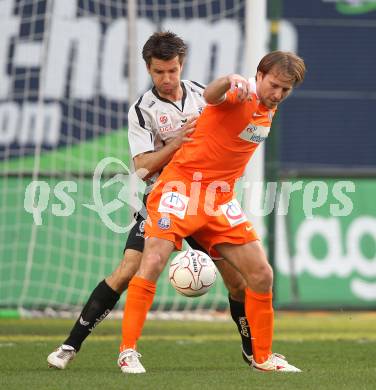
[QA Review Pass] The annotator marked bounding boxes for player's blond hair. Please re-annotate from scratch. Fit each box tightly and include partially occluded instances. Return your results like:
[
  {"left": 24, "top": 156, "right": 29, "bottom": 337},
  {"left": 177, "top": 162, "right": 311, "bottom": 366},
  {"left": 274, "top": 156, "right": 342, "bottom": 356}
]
[{"left": 257, "top": 51, "right": 306, "bottom": 86}]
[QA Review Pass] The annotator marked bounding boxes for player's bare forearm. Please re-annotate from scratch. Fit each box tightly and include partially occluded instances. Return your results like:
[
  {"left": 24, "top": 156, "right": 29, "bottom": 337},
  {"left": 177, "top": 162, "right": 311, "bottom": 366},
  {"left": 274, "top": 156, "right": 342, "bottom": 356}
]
[
  {"left": 203, "top": 76, "right": 231, "bottom": 105},
  {"left": 133, "top": 118, "right": 196, "bottom": 180},
  {"left": 204, "top": 74, "right": 253, "bottom": 104},
  {"left": 133, "top": 143, "right": 178, "bottom": 180}
]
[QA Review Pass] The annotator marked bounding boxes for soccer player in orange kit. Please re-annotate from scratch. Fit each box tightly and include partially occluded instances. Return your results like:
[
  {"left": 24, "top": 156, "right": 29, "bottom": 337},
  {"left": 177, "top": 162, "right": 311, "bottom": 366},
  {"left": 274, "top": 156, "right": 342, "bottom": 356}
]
[{"left": 118, "top": 51, "right": 306, "bottom": 373}]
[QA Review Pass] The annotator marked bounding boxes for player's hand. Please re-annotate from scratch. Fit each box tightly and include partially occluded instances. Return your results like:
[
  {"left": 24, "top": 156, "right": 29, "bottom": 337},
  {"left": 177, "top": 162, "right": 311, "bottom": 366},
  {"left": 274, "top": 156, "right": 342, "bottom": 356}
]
[
  {"left": 166, "top": 116, "right": 197, "bottom": 150},
  {"left": 228, "top": 74, "right": 252, "bottom": 101}
]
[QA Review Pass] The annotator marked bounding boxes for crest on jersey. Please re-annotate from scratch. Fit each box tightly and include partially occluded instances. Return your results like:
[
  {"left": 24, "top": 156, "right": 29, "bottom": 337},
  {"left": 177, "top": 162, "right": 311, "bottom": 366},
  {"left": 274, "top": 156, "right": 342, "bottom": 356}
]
[{"left": 157, "top": 112, "right": 173, "bottom": 134}]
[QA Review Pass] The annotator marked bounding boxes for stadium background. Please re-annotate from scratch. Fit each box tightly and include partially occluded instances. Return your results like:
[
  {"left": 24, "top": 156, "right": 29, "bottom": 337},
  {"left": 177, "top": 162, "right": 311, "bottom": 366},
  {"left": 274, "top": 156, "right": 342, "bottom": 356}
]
[{"left": 0, "top": 0, "right": 375, "bottom": 316}]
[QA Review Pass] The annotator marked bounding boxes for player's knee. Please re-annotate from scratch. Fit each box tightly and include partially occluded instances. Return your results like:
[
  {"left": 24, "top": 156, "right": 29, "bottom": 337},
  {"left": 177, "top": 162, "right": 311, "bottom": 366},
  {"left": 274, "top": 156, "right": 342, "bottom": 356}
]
[
  {"left": 226, "top": 278, "right": 246, "bottom": 301},
  {"left": 251, "top": 263, "right": 273, "bottom": 291},
  {"left": 143, "top": 252, "right": 164, "bottom": 275}
]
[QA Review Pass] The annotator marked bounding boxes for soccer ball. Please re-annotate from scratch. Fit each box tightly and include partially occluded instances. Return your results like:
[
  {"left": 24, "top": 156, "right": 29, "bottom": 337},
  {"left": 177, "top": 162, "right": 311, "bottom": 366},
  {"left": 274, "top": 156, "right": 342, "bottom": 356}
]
[{"left": 169, "top": 249, "right": 217, "bottom": 297}]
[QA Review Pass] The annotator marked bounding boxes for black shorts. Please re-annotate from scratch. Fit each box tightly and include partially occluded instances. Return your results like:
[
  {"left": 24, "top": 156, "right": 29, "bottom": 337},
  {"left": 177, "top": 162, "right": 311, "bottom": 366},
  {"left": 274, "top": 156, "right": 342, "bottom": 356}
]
[{"left": 124, "top": 213, "right": 207, "bottom": 255}]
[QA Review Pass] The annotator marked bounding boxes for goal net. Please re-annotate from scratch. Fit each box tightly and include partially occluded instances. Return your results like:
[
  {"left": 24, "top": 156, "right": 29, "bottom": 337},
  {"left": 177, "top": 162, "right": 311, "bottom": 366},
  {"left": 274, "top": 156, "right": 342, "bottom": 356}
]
[{"left": 0, "top": 0, "right": 248, "bottom": 316}]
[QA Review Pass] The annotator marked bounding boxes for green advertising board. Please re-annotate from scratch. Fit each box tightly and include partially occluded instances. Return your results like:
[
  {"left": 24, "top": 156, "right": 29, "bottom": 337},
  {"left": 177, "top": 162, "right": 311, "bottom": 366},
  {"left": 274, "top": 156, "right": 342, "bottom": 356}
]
[{"left": 275, "top": 179, "right": 376, "bottom": 308}]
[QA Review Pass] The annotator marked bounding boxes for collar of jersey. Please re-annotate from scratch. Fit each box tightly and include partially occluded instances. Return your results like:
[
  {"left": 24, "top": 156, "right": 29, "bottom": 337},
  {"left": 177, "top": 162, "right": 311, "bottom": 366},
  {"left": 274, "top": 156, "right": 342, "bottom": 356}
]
[{"left": 151, "top": 82, "right": 187, "bottom": 112}]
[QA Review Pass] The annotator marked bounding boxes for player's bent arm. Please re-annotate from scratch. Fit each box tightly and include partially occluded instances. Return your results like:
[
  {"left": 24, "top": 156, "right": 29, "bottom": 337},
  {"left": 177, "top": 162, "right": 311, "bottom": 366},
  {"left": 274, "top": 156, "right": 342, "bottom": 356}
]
[
  {"left": 133, "top": 142, "right": 180, "bottom": 180},
  {"left": 203, "top": 76, "right": 231, "bottom": 105},
  {"left": 204, "top": 74, "right": 252, "bottom": 105},
  {"left": 132, "top": 117, "right": 196, "bottom": 179}
]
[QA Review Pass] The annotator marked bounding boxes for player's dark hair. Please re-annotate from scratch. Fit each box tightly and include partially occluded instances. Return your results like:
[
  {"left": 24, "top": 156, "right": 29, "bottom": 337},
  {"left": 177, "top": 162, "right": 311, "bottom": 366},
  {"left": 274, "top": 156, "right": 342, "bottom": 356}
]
[
  {"left": 257, "top": 51, "right": 306, "bottom": 86},
  {"left": 142, "top": 31, "right": 187, "bottom": 66}
]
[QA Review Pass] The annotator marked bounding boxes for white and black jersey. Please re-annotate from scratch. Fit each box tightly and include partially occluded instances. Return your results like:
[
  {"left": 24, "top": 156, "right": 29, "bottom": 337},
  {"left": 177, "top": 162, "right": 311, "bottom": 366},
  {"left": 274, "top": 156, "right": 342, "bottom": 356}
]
[
  {"left": 124, "top": 80, "right": 206, "bottom": 252},
  {"left": 128, "top": 80, "right": 206, "bottom": 161}
]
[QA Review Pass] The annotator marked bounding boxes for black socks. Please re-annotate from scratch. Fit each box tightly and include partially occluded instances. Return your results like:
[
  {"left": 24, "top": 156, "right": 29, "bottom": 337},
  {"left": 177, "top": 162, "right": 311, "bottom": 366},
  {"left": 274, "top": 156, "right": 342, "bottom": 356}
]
[{"left": 64, "top": 280, "right": 120, "bottom": 351}]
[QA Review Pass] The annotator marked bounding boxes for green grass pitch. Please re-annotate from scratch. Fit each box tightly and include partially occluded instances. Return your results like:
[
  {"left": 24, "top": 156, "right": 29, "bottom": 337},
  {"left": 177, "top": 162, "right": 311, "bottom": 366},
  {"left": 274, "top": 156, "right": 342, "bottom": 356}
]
[{"left": 1, "top": 312, "right": 375, "bottom": 389}]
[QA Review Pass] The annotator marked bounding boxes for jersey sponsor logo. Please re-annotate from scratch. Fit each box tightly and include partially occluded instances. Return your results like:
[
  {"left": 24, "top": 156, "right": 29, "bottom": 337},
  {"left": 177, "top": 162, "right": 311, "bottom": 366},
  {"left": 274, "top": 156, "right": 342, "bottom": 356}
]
[
  {"left": 220, "top": 199, "right": 248, "bottom": 227},
  {"left": 239, "top": 123, "right": 270, "bottom": 144},
  {"left": 158, "top": 217, "right": 171, "bottom": 230},
  {"left": 159, "top": 115, "right": 168, "bottom": 124},
  {"left": 158, "top": 191, "right": 189, "bottom": 219},
  {"left": 157, "top": 112, "right": 174, "bottom": 134}
]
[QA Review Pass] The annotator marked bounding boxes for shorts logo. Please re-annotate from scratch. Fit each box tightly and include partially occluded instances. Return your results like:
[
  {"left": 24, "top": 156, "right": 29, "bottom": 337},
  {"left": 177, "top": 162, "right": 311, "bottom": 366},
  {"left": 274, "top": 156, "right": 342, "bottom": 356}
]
[
  {"left": 139, "top": 220, "right": 145, "bottom": 233},
  {"left": 220, "top": 199, "right": 248, "bottom": 227},
  {"left": 158, "top": 191, "right": 189, "bottom": 219},
  {"left": 158, "top": 217, "right": 171, "bottom": 230}
]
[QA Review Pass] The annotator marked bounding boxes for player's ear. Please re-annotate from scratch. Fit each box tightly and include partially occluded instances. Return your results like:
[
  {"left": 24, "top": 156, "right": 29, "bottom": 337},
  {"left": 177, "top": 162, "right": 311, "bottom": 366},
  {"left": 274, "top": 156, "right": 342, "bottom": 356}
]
[
  {"left": 256, "top": 71, "right": 263, "bottom": 81},
  {"left": 179, "top": 59, "right": 185, "bottom": 72}
]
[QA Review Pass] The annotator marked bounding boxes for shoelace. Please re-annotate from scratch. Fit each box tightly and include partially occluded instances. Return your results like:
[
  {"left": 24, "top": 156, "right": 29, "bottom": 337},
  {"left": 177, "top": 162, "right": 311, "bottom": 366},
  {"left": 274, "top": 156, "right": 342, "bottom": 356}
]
[
  {"left": 56, "top": 349, "right": 74, "bottom": 359},
  {"left": 121, "top": 351, "right": 142, "bottom": 363},
  {"left": 269, "top": 353, "right": 288, "bottom": 367},
  {"left": 272, "top": 352, "right": 286, "bottom": 360}
]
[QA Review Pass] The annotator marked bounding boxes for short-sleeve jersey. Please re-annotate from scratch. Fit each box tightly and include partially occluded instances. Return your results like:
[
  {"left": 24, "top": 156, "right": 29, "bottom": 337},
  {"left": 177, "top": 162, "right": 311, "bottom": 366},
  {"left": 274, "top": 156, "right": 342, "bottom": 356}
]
[
  {"left": 128, "top": 80, "right": 206, "bottom": 160},
  {"left": 165, "top": 77, "right": 277, "bottom": 189}
]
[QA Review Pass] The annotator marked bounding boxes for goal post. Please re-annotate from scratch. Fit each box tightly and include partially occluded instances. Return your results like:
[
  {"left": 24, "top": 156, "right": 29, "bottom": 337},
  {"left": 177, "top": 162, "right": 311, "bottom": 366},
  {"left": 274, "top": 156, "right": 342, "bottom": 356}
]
[{"left": 0, "top": 0, "right": 254, "bottom": 316}]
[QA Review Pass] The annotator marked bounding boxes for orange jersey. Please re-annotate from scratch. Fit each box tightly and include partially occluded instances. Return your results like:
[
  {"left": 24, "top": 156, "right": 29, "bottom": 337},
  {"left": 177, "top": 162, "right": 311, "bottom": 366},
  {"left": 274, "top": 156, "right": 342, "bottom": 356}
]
[{"left": 164, "top": 87, "right": 276, "bottom": 190}]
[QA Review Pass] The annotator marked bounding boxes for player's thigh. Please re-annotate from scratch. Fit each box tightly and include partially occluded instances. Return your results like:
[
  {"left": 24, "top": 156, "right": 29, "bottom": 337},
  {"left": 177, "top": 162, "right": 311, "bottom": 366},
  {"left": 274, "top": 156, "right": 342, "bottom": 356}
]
[
  {"left": 215, "top": 259, "right": 247, "bottom": 301},
  {"left": 105, "top": 217, "right": 145, "bottom": 292},
  {"left": 123, "top": 215, "right": 146, "bottom": 253},
  {"left": 214, "top": 241, "right": 273, "bottom": 292}
]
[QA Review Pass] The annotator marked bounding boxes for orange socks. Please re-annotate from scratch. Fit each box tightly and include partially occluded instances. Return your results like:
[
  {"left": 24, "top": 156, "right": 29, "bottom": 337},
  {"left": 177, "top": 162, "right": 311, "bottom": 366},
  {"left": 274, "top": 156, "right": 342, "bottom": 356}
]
[
  {"left": 119, "top": 276, "right": 156, "bottom": 351},
  {"left": 245, "top": 288, "right": 274, "bottom": 364}
]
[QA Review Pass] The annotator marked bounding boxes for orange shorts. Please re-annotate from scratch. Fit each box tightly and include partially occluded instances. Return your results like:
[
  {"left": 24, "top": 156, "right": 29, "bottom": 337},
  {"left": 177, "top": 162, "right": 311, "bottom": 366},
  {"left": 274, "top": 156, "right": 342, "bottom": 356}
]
[{"left": 144, "top": 173, "right": 259, "bottom": 258}]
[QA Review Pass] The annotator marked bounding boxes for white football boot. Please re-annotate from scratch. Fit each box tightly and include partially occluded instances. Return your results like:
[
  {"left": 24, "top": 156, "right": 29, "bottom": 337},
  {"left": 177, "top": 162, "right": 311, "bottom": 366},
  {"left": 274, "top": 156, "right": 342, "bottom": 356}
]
[
  {"left": 252, "top": 353, "right": 301, "bottom": 372},
  {"left": 118, "top": 348, "right": 146, "bottom": 374},
  {"left": 47, "top": 344, "right": 76, "bottom": 369}
]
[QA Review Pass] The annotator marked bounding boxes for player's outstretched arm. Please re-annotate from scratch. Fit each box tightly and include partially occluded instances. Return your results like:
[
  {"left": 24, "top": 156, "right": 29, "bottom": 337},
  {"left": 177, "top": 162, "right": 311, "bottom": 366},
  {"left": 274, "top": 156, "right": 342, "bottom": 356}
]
[{"left": 204, "top": 74, "right": 252, "bottom": 105}]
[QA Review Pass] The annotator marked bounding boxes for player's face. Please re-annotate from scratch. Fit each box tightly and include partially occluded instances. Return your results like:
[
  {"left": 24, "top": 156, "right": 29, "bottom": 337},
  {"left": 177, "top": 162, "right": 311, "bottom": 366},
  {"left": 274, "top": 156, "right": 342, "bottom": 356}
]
[
  {"left": 256, "top": 70, "right": 294, "bottom": 109},
  {"left": 147, "top": 56, "right": 183, "bottom": 99}
]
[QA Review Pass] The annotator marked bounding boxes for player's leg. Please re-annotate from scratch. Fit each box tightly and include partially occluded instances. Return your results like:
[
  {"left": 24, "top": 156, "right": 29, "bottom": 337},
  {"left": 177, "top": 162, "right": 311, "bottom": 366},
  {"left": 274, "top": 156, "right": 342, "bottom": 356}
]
[
  {"left": 214, "top": 259, "right": 253, "bottom": 364},
  {"left": 47, "top": 217, "right": 145, "bottom": 369},
  {"left": 61, "top": 249, "right": 141, "bottom": 350},
  {"left": 118, "top": 237, "right": 175, "bottom": 374},
  {"left": 185, "top": 236, "right": 252, "bottom": 364},
  {"left": 215, "top": 241, "right": 300, "bottom": 372}
]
